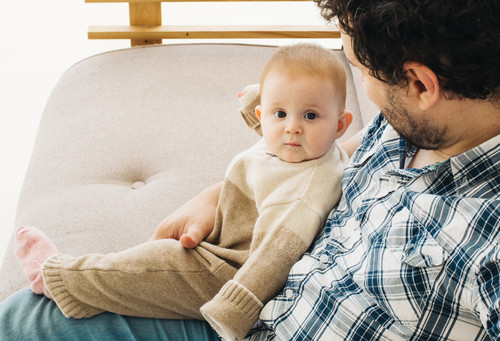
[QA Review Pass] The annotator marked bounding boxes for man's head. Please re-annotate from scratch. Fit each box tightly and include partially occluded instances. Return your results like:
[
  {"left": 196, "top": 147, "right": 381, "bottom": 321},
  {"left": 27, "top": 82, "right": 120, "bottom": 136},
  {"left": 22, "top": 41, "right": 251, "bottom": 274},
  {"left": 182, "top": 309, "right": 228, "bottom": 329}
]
[
  {"left": 314, "top": 0, "right": 500, "bottom": 101},
  {"left": 256, "top": 43, "right": 352, "bottom": 163},
  {"left": 315, "top": 0, "right": 500, "bottom": 152}
]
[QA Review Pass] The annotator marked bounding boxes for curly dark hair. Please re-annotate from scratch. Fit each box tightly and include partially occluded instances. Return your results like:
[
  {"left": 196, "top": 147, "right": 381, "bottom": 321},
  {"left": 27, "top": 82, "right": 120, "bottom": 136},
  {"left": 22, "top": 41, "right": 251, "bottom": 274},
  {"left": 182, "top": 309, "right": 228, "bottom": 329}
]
[{"left": 314, "top": 0, "right": 500, "bottom": 100}]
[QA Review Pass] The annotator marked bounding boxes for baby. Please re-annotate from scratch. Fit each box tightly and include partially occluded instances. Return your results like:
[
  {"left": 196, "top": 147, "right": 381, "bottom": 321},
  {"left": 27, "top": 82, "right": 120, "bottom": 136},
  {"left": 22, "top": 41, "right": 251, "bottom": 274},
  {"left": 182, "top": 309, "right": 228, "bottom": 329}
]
[{"left": 15, "top": 43, "right": 352, "bottom": 340}]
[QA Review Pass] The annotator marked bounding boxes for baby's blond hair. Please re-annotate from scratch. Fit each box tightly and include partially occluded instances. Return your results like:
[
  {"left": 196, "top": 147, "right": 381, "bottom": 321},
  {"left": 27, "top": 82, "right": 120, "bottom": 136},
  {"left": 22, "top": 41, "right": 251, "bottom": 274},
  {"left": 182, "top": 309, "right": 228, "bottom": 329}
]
[{"left": 260, "top": 43, "right": 347, "bottom": 110}]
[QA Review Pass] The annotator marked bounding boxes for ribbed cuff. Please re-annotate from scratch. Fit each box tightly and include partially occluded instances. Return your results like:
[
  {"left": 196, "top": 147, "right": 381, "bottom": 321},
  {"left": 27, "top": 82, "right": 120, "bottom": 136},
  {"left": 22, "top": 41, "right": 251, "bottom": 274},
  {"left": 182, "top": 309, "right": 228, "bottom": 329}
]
[
  {"left": 42, "top": 255, "right": 102, "bottom": 319},
  {"left": 218, "top": 280, "right": 262, "bottom": 321},
  {"left": 200, "top": 280, "right": 263, "bottom": 340}
]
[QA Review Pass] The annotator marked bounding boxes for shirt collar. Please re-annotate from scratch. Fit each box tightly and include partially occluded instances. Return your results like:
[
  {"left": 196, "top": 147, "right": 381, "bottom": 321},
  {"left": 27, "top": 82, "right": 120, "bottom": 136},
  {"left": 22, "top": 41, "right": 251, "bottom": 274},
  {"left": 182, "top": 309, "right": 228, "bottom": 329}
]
[
  {"left": 394, "top": 125, "right": 500, "bottom": 184},
  {"left": 448, "top": 134, "right": 500, "bottom": 184}
]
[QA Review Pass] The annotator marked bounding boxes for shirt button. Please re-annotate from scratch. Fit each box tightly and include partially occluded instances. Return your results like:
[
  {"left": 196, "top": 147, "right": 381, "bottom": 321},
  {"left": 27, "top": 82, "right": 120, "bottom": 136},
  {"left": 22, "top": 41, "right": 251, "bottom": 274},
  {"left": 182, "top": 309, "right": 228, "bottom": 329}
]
[
  {"left": 320, "top": 254, "right": 329, "bottom": 264},
  {"left": 285, "top": 289, "right": 294, "bottom": 298}
]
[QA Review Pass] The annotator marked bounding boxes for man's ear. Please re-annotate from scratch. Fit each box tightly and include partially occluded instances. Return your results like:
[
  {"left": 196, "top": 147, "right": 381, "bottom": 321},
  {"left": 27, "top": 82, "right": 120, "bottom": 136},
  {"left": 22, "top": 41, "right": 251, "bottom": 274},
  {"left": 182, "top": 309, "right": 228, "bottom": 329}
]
[
  {"left": 255, "top": 105, "right": 262, "bottom": 120},
  {"left": 336, "top": 110, "right": 353, "bottom": 138},
  {"left": 403, "top": 62, "right": 441, "bottom": 111}
]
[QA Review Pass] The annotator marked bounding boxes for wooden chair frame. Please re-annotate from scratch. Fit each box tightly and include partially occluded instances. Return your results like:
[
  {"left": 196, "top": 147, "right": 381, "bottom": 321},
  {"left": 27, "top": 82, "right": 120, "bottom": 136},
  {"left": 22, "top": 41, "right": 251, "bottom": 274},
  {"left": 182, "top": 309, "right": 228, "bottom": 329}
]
[{"left": 86, "top": 0, "right": 340, "bottom": 46}]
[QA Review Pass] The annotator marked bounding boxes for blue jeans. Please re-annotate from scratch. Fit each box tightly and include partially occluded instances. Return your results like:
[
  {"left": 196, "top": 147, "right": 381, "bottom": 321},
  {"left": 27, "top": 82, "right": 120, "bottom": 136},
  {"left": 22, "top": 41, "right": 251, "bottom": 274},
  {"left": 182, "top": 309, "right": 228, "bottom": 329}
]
[{"left": 0, "top": 289, "right": 219, "bottom": 341}]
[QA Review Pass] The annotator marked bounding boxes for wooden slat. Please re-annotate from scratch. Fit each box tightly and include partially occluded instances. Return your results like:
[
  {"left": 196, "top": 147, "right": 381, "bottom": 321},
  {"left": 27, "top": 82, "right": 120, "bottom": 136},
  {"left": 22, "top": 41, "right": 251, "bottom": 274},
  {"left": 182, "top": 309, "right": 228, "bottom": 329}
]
[
  {"left": 86, "top": 0, "right": 338, "bottom": 45},
  {"left": 129, "top": 2, "right": 162, "bottom": 45},
  {"left": 88, "top": 25, "right": 340, "bottom": 40},
  {"left": 86, "top": 0, "right": 312, "bottom": 3}
]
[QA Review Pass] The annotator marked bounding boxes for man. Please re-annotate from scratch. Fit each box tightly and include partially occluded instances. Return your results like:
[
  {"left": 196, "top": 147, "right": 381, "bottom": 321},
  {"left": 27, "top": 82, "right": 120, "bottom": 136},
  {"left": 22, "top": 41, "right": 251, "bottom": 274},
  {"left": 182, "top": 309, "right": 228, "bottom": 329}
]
[{"left": 1, "top": 0, "right": 499, "bottom": 340}]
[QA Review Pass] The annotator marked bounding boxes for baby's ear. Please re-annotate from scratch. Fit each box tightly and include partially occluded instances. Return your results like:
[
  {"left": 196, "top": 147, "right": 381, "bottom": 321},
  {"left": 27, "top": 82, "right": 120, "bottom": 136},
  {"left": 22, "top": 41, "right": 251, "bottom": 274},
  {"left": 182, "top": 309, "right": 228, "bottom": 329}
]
[
  {"left": 336, "top": 110, "right": 353, "bottom": 138},
  {"left": 255, "top": 105, "right": 262, "bottom": 120}
]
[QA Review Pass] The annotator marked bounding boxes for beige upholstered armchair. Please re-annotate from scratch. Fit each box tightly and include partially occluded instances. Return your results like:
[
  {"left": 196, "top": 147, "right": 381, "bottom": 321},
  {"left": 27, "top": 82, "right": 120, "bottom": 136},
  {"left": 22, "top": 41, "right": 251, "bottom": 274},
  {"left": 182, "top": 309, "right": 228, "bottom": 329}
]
[{"left": 0, "top": 0, "right": 377, "bottom": 301}]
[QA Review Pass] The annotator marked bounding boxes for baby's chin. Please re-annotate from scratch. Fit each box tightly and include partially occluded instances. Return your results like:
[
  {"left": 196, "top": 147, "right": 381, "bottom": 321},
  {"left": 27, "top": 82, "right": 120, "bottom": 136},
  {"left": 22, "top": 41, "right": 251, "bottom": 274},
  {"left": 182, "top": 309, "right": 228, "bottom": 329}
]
[
  {"left": 272, "top": 145, "right": 328, "bottom": 163},
  {"left": 276, "top": 153, "right": 321, "bottom": 163}
]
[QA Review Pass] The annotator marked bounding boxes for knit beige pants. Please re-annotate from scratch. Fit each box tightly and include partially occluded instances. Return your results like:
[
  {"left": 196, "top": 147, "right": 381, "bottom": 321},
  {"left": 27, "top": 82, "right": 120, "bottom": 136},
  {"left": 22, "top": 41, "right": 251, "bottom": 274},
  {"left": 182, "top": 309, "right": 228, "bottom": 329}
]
[
  {"left": 42, "top": 176, "right": 259, "bottom": 320},
  {"left": 42, "top": 239, "right": 247, "bottom": 320}
]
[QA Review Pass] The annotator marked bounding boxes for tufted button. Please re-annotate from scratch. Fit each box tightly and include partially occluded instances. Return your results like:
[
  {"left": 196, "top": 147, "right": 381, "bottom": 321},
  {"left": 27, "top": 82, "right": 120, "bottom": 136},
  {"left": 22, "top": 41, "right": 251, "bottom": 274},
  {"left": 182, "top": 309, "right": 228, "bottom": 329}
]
[{"left": 131, "top": 181, "right": 145, "bottom": 189}]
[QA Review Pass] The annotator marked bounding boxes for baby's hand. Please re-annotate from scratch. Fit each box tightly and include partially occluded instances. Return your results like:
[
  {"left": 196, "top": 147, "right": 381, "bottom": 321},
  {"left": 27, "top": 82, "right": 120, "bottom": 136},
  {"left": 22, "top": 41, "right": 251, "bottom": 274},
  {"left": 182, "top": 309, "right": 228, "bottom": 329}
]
[
  {"left": 237, "top": 84, "right": 255, "bottom": 98},
  {"left": 237, "top": 83, "right": 262, "bottom": 136}
]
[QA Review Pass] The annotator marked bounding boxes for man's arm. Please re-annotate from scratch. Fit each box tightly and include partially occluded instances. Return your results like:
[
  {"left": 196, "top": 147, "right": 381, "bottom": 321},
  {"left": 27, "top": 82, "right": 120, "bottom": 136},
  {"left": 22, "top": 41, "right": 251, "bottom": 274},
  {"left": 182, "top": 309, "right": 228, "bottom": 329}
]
[
  {"left": 474, "top": 254, "right": 500, "bottom": 338},
  {"left": 150, "top": 181, "right": 223, "bottom": 248}
]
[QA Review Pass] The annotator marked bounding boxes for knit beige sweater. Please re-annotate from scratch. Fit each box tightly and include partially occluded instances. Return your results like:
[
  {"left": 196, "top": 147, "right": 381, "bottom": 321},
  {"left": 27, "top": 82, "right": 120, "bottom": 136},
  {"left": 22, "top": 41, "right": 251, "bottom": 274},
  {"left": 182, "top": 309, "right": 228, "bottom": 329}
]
[{"left": 200, "top": 138, "right": 348, "bottom": 340}]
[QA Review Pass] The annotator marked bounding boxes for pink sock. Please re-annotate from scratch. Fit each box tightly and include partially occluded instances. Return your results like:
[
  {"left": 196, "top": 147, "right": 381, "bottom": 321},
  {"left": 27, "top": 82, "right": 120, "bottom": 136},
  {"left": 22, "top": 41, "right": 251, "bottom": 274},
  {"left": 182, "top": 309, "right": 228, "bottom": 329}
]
[{"left": 15, "top": 226, "right": 58, "bottom": 298}]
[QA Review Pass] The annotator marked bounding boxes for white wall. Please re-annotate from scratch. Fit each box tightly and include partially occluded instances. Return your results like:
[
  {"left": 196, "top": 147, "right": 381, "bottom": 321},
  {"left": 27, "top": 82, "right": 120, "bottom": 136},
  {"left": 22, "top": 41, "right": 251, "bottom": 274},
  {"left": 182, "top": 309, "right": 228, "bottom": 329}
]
[{"left": 0, "top": 0, "right": 339, "bottom": 264}]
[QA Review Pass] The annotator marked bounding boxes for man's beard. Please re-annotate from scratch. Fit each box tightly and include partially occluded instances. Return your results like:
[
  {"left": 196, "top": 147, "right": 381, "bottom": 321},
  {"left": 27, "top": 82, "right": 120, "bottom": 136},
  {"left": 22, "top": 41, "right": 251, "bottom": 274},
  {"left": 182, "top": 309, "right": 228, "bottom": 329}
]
[{"left": 382, "top": 89, "right": 447, "bottom": 150}]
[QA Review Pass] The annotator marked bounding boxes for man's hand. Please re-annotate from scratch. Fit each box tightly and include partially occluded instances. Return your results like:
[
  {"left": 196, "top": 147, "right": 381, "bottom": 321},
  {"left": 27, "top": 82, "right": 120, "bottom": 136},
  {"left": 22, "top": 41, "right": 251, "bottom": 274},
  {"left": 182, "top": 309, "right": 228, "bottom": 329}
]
[{"left": 150, "top": 182, "right": 223, "bottom": 248}]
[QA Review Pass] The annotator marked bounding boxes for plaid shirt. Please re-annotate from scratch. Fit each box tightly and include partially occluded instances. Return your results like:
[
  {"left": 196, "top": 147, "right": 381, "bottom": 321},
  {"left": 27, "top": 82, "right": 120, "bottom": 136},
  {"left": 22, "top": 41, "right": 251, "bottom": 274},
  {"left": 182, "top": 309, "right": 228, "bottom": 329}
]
[{"left": 247, "top": 113, "right": 500, "bottom": 340}]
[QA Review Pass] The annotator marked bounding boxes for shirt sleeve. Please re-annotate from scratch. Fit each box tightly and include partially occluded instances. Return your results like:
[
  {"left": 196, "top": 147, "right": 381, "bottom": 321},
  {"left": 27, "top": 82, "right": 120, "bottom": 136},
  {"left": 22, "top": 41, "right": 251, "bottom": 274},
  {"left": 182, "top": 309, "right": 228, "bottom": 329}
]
[
  {"left": 473, "top": 246, "right": 500, "bottom": 338},
  {"left": 238, "top": 83, "right": 261, "bottom": 136},
  {"left": 200, "top": 200, "right": 323, "bottom": 340}
]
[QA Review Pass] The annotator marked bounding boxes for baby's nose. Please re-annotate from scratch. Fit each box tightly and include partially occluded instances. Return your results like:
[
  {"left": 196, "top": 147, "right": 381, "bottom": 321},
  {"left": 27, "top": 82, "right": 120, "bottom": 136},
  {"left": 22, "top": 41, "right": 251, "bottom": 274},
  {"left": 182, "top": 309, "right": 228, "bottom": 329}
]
[{"left": 285, "top": 120, "right": 303, "bottom": 134}]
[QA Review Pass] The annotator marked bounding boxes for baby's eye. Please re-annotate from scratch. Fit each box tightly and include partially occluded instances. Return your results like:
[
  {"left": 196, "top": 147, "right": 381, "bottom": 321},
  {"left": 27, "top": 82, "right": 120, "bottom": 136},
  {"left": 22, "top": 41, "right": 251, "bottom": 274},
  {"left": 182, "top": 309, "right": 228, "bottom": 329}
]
[
  {"left": 304, "top": 112, "right": 318, "bottom": 120},
  {"left": 274, "top": 111, "right": 287, "bottom": 118}
]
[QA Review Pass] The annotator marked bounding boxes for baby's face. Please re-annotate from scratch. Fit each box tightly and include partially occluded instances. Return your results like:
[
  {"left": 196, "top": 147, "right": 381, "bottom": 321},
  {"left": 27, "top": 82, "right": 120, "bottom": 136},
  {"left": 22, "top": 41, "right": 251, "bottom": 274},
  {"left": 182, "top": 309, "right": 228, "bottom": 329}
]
[{"left": 259, "top": 70, "right": 343, "bottom": 162}]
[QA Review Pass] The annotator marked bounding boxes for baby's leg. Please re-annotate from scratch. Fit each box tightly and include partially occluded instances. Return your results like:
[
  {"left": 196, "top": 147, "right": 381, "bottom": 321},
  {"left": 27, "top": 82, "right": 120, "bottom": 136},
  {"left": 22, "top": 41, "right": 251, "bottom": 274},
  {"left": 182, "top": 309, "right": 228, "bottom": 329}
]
[
  {"left": 15, "top": 226, "right": 58, "bottom": 297},
  {"left": 42, "top": 239, "right": 237, "bottom": 320}
]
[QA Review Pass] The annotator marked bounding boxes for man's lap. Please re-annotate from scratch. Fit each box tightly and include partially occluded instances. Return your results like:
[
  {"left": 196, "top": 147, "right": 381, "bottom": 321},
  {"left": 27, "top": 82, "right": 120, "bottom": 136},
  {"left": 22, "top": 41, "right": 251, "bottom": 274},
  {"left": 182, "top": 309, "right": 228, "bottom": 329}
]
[{"left": 0, "top": 289, "right": 219, "bottom": 341}]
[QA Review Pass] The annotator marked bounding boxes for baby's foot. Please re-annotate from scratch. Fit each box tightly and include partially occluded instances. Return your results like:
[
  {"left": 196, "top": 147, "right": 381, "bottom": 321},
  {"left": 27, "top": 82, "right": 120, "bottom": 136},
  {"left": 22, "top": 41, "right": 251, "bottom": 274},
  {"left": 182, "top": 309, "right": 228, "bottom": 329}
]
[{"left": 15, "top": 226, "right": 58, "bottom": 297}]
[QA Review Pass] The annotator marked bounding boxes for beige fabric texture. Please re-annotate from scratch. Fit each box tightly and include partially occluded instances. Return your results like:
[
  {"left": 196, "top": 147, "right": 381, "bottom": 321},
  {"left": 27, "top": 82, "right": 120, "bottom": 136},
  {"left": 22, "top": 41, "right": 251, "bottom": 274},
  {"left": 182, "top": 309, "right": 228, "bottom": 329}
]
[{"left": 0, "top": 43, "right": 376, "bottom": 301}]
